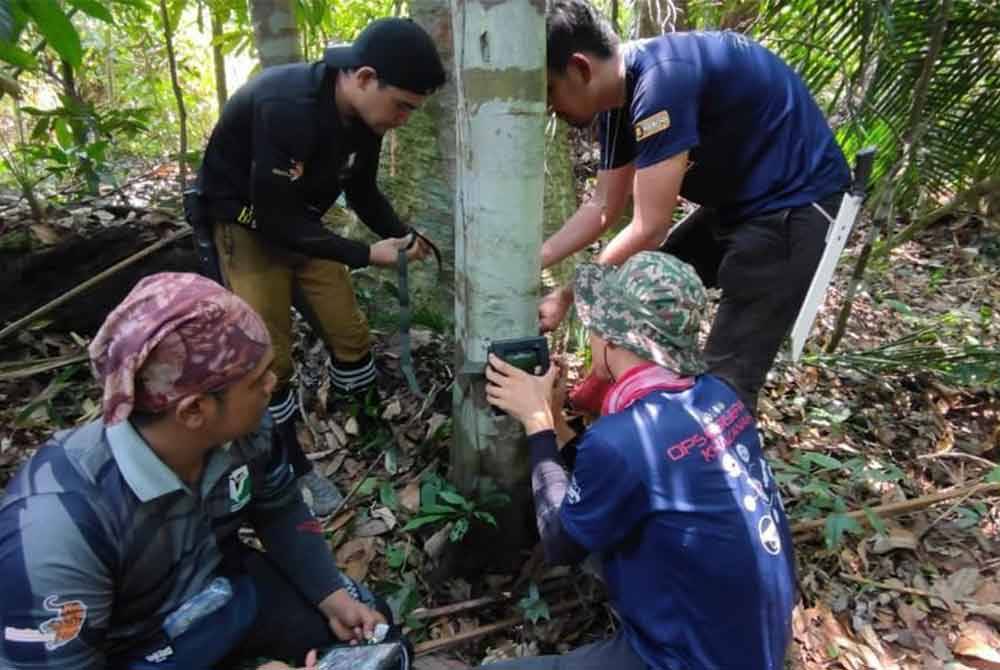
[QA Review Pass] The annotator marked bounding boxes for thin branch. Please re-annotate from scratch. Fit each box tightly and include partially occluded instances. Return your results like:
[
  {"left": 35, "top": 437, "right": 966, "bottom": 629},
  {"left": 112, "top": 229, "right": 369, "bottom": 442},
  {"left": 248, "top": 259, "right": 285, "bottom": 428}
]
[
  {"left": 840, "top": 575, "right": 978, "bottom": 605},
  {"left": 917, "top": 452, "right": 998, "bottom": 469},
  {"left": 410, "top": 577, "right": 572, "bottom": 621},
  {"left": 0, "top": 352, "right": 89, "bottom": 381},
  {"left": 882, "top": 174, "right": 1000, "bottom": 252},
  {"left": 159, "top": 0, "right": 188, "bottom": 191},
  {"left": 896, "top": 0, "right": 954, "bottom": 204},
  {"left": 413, "top": 599, "right": 592, "bottom": 657},
  {"left": 791, "top": 482, "right": 1000, "bottom": 536}
]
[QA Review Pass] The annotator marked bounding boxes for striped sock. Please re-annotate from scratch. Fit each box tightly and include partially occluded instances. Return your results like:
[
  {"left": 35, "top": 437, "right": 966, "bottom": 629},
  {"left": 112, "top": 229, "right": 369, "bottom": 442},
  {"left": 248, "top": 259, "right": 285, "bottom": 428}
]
[
  {"left": 268, "top": 386, "right": 298, "bottom": 425},
  {"left": 329, "top": 353, "right": 376, "bottom": 394}
]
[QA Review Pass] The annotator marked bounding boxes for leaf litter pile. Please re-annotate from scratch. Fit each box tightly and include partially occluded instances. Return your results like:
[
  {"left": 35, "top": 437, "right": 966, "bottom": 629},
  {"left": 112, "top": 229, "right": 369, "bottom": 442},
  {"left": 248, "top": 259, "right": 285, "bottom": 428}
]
[{"left": 1, "top": 174, "right": 998, "bottom": 669}]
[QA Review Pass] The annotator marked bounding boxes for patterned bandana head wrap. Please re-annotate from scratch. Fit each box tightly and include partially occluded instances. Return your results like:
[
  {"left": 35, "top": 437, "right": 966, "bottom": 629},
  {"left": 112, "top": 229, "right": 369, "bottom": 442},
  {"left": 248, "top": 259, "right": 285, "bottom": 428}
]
[{"left": 89, "top": 272, "right": 271, "bottom": 425}]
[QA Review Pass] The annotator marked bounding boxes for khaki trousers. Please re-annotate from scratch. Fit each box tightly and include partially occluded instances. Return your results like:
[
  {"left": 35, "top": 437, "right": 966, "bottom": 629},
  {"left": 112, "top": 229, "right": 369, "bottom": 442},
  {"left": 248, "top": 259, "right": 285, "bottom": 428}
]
[{"left": 214, "top": 222, "right": 371, "bottom": 386}]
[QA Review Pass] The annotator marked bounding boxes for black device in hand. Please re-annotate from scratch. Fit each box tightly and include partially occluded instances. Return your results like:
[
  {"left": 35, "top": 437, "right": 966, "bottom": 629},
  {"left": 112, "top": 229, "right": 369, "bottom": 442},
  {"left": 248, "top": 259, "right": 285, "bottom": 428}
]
[
  {"left": 488, "top": 336, "right": 550, "bottom": 375},
  {"left": 487, "top": 336, "right": 550, "bottom": 416}
]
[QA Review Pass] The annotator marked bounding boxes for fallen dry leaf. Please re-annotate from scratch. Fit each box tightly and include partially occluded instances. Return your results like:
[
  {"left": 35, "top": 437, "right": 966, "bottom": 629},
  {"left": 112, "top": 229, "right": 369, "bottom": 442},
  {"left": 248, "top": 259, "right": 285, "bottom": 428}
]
[
  {"left": 382, "top": 399, "right": 402, "bottom": 421},
  {"left": 954, "top": 620, "right": 1000, "bottom": 669},
  {"left": 792, "top": 604, "right": 894, "bottom": 670},
  {"left": 969, "top": 603, "right": 1000, "bottom": 626},
  {"left": 327, "top": 420, "right": 347, "bottom": 446},
  {"left": 942, "top": 567, "right": 982, "bottom": 602},
  {"left": 30, "top": 223, "right": 61, "bottom": 244},
  {"left": 322, "top": 452, "right": 346, "bottom": 477},
  {"left": 371, "top": 505, "right": 398, "bottom": 531},
  {"left": 336, "top": 537, "right": 377, "bottom": 582},
  {"left": 871, "top": 526, "right": 919, "bottom": 554},
  {"left": 425, "top": 413, "right": 448, "bottom": 441},
  {"left": 354, "top": 518, "right": 390, "bottom": 537},
  {"left": 400, "top": 480, "right": 421, "bottom": 514},
  {"left": 424, "top": 523, "right": 453, "bottom": 562},
  {"left": 975, "top": 578, "right": 1000, "bottom": 605}
]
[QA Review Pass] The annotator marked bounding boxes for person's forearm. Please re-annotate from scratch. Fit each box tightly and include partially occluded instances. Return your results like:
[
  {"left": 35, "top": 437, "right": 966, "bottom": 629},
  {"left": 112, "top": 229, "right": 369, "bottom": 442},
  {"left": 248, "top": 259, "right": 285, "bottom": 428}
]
[
  {"left": 522, "top": 405, "right": 555, "bottom": 435},
  {"left": 346, "top": 185, "right": 408, "bottom": 240},
  {"left": 256, "top": 217, "right": 371, "bottom": 267},
  {"left": 553, "top": 413, "right": 577, "bottom": 448},
  {"left": 527, "top": 431, "right": 588, "bottom": 565},
  {"left": 254, "top": 499, "right": 344, "bottom": 605},
  {"left": 597, "top": 215, "right": 671, "bottom": 266},
  {"left": 542, "top": 200, "right": 617, "bottom": 269}
]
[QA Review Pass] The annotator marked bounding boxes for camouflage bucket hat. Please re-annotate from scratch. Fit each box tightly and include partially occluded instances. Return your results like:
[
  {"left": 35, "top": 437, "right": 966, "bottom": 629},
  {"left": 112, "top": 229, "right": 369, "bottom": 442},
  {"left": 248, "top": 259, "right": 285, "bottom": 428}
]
[{"left": 573, "top": 251, "right": 708, "bottom": 376}]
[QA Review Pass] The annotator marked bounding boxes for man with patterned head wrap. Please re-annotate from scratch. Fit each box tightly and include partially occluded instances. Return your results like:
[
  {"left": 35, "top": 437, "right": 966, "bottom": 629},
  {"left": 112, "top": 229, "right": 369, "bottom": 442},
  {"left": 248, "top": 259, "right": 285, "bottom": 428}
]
[
  {"left": 0, "top": 273, "right": 397, "bottom": 670},
  {"left": 483, "top": 253, "right": 797, "bottom": 670}
]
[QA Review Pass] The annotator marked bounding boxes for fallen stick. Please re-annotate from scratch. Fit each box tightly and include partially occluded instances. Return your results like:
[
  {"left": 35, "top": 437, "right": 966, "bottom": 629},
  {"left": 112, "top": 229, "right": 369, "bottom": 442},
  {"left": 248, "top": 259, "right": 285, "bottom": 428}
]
[
  {"left": 323, "top": 453, "right": 382, "bottom": 520},
  {"left": 0, "top": 352, "right": 89, "bottom": 381},
  {"left": 791, "top": 482, "right": 1000, "bottom": 536},
  {"left": 411, "top": 577, "right": 572, "bottom": 621},
  {"left": 841, "top": 574, "right": 1000, "bottom": 623},
  {"left": 414, "top": 600, "right": 589, "bottom": 657},
  {"left": 0, "top": 227, "right": 191, "bottom": 343},
  {"left": 840, "top": 574, "right": 978, "bottom": 605}
]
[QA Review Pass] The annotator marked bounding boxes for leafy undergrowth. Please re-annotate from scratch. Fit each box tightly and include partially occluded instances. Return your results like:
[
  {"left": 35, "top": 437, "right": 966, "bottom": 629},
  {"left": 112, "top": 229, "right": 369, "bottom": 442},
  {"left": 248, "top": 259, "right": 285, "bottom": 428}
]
[{"left": 1, "top": 176, "right": 998, "bottom": 669}]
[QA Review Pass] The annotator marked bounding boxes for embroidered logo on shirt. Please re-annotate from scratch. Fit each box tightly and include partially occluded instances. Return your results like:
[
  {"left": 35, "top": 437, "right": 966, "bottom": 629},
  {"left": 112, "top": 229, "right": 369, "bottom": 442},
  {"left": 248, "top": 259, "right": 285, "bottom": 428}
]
[
  {"left": 758, "top": 513, "right": 783, "bottom": 556},
  {"left": 229, "top": 465, "right": 252, "bottom": 512},
  {"left": 634, "top": 110, "right": 671, "bottom": 141},
  {"left": 146, "top": 646, "right": 175, "bottom": 663},
  {"left": 566, "top": 476, "right": 582, "bottom": 504},
  {"left": 338, "top": 152, "right": 358, "bottom": 182},
  {"left": 296, "top": 519, "right": 324, "bottom": 534},
  {"left": 4, "top": 596, "right": 88, "bottom": 650},
  {"left": 272, "top": 159, "right": 305, "bottom": 182}
]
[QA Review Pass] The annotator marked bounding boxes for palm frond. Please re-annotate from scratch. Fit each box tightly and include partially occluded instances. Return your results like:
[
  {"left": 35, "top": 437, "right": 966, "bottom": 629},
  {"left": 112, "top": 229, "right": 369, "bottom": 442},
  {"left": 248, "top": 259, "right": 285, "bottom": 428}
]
[{"left": 755, "top": 0, "right": 1000, "bottom": 216}]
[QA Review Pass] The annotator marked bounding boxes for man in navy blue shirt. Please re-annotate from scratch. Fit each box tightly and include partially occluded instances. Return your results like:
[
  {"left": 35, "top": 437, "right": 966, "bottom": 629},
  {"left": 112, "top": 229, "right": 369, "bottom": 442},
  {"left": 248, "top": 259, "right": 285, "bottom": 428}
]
[
  {"left": 538, "top": 0, "right": 851, "bottom": 410},
  {"left": 485, "top": 252, "right": 796, "bottom": 669}
]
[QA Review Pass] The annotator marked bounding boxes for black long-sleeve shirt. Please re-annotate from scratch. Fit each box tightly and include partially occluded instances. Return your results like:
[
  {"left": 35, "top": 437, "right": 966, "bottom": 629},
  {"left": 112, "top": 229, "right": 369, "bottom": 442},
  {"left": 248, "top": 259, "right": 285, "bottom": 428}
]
[{"left": 197, "top": 61, "right": 407, "bottom": 268}]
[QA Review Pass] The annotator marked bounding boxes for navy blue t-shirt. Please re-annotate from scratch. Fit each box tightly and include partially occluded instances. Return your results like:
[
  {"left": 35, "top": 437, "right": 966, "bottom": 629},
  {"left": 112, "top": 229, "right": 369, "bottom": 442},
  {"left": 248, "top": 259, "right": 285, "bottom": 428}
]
[
  {"left": 559, "top": 374, "right": 796, "bottom": 670},
  {"left": 599, "top": 31, "right": 850, "bottom": 219}
]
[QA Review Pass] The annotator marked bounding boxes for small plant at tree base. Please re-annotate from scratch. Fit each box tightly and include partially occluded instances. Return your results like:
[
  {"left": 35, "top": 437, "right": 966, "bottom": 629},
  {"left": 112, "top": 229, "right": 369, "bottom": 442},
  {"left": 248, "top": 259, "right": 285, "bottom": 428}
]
[
  {"left": 402, "top": 473, "right": 510, "bottom": 543},
  {"left": 518, "top": 582, "right": 551, "bottom": 624}
]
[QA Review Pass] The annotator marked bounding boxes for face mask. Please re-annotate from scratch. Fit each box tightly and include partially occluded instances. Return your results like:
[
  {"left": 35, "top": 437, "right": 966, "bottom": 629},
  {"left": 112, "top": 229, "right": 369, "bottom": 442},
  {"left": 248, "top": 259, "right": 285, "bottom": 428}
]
[{"left": 568, "top": 370, "right": 613, "bottom": 417}]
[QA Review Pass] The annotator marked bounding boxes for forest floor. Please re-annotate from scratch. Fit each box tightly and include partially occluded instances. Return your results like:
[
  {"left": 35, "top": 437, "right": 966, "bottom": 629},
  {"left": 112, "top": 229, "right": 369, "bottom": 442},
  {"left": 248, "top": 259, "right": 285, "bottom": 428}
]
[{"left": 0, "top": 168, "right": 998, "bottom": 669}]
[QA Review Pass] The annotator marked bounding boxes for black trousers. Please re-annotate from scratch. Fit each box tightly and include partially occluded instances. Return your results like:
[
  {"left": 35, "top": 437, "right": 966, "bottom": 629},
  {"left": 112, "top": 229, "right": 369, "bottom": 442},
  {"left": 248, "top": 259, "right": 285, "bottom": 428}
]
[
  {"left": 661, "top": 193, "right": 844, "bottom": 410},
  {"left": 222, "top": 551, "right": 392, "bottom": 667}
]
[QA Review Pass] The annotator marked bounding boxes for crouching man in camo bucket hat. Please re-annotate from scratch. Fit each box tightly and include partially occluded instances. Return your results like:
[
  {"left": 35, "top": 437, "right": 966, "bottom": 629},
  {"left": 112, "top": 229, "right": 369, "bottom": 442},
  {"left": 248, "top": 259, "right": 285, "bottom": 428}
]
[
  {"left": 481, "top": 252, "right": 797, "bottom": 670},
  {"left": 0, "top": 273, "right": 411, "bottom": 670}
]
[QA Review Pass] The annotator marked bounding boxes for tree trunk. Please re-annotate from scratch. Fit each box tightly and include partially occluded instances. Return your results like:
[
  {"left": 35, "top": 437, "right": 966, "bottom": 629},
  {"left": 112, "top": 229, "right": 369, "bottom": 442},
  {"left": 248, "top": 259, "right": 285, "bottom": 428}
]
[
  {"left": 368, "top": 0, "right": 575, "bottom": 329},
  {"left": 897, "top": 0, "right": 952, "bottom": 209},
  {"left": 159, "top": 0, "right": 188, "bottom": 191},
  {"left": 59, "top": 60, "right": 99, "bottom": 194},
  {"left": 451, "top": 0, "right": 546, "bottom": 568},
  {"left": 250, "top": 0, "right": 302, "bottom": 68},
  {"left": 673, "top": 0, "right": 688, "bottom": 30},
  {"left": 210, "top": 7, "right": 228, "bottom": 115},
  {"left": 372, "top": 0, "right": 459, "bottom": 322},
  {"left": 636, "top": 0, "right": 661, "bottom": 37}
]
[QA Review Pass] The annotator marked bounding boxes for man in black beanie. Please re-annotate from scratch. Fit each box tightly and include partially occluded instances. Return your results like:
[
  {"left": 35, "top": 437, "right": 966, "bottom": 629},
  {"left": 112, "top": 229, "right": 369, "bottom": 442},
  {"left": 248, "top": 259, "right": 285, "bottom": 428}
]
[{"left": 193, "top": 18, "right": 447, "bottom": 514}]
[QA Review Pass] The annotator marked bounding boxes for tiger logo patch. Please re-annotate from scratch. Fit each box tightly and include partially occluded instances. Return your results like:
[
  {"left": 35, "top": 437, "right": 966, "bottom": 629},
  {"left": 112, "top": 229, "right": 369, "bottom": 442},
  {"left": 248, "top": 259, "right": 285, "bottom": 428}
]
[
  {"left": 5, "top": 596, "right": 88, "bottom": 650},
  {"left": 39, "top": 596, "right": 87, "bottom": 650}
]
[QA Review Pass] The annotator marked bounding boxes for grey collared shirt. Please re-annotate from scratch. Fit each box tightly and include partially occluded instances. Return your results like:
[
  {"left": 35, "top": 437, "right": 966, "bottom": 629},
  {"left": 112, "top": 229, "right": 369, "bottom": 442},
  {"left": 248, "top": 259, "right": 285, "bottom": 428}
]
[{"left": 0, "top": 414, "right": 344, "bottom": 669}]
